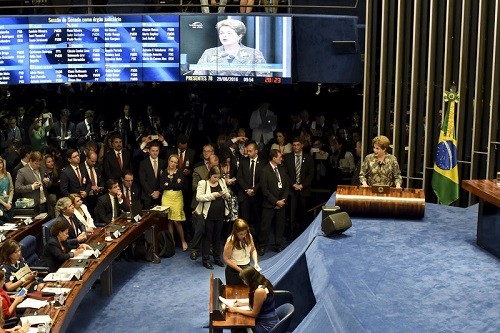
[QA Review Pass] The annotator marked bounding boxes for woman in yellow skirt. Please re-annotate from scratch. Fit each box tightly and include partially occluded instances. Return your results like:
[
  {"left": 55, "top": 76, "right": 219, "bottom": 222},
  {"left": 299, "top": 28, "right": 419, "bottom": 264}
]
[{"left": 160, "top": 154, "right": 188, "bottom": 251}]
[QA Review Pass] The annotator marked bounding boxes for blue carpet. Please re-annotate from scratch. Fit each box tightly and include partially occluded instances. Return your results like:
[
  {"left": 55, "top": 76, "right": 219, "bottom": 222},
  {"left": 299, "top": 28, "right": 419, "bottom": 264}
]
[{"left": 70, "top": 200, "right": 500, "bottom": 333}]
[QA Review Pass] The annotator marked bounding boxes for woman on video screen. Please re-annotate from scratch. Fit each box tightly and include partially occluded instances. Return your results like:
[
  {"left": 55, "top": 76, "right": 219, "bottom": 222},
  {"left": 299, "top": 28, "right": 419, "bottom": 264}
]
[{"left": 193, "top": 19, "right": 271, "bottom": 77}]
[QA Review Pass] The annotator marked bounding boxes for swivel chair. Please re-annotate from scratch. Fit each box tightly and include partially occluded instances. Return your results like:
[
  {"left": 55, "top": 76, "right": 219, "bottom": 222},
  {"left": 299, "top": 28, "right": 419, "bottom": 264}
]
[
  {"left": 41, "top": 217, "right": 58, "bottom": 246},
  {"left": 273, "top": 290, "right": 294, "bottom": 308},
  {"left": 268, "top": 303, "right": 295, "bottom": 333}
]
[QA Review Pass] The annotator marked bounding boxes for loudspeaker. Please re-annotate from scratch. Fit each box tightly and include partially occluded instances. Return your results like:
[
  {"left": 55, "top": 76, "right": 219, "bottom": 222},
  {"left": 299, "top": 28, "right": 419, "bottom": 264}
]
[{"left": 322, "top": 211, "right": 352, "bottom": 236}]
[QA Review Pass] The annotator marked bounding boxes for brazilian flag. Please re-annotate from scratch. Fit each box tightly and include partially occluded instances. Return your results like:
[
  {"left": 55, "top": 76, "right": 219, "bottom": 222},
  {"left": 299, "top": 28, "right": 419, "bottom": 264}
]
[{"left": 432, "top": 89, "right": 459, "bottom": 205}]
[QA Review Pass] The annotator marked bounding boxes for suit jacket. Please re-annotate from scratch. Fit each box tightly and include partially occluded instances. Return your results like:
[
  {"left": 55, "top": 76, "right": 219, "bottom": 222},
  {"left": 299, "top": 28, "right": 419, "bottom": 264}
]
[
  {"left": 139, "top": 157, "right": 166, "bottom": 202},
  {"left": 94, "top": 193, "right": 130, "bottom": 226},
  {"left": 103, "top": 149, "right": 131, "bottom": 182},
  {"left": 58, "top": 215, "right": 86, "bottom": 244},
  {"left": 284, "top": 152, "right": 315, "bottom": 196},
  {"left": 75, "top": 120, "right": 98, "bottom": 142},
  {"left": 166, "top": 147, "right": 196, "bottom": 170},
  {"left": 40, "top": 236, "right": 78, "bottom": 273},
  {"left": 260, "top": 163, "right": 290, "bottom": 209},
  {"left": 14, "top": 164, "right": 51, "bottom": 209},
  {"left": 121, "top": 182, "right": 141, "bottom": 208},
  {"left": 236, "top": 156, "right": 264, "bottom": 202},
  {"left": 49, "top": 121, "right": 76, "bottom": 149},
  {"left": 60, "top": 163, "right": 91, "bottom": 197},
  {"left": 81, "top": 161, "right": 104, "bottom": 193}
]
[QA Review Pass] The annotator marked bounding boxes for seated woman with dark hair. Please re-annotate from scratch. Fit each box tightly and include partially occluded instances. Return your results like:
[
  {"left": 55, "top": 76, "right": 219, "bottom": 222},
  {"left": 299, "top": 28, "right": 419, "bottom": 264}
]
[
  {"left": 39, "top": 220, "right": 92, "bottom": 273},
  {"left": 226, "top": 266, "right": 278, "bottom": 333},
  {"left": 0, "top": 240, "right": 38, "bottom": 292}
]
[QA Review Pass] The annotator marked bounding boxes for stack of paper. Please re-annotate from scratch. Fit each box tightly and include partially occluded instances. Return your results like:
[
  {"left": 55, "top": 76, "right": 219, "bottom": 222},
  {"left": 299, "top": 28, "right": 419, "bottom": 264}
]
[
  {"left": 41, "top": 287, "right": 71, "bottom": 294},
  {"left": 43, "top": 267, "right": 85, "bottom": 282},
  {"left": 17, "top": 298, "right": 49, "bottom": 309},
  {"left": 0, "top": 223, "right": 18, "bottom": 231},
  {"left": 20, "top": 315, "right": 52, "bottom": 326}
]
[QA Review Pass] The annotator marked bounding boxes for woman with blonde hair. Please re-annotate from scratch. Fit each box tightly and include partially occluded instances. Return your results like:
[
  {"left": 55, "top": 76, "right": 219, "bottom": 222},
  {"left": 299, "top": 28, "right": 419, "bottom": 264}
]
[
  {"left": 0, "top": 158, "right": 14, "bottom": 223},
  {"left": 223, "top": 219, "right": 260, "bottom": 285},
  {"left": 160, "top": 154, "right": 188, "bottom": 251},
  {"left": 68, "top": 193, "right": 95, "bottom": 234}
]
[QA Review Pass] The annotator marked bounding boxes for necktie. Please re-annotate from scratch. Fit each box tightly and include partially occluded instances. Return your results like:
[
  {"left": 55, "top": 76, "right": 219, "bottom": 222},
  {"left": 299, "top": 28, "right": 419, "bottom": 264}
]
[
  {"left": 153, "top": 159, "right": 158, "bottom": 177},
  {"left": 69, "top": 216, "right": 78, "bottom": 235},
  {"left": 113, "top": 196, "right": 119, "bottom": 220},
  {"left": 89, "top": 167, "right": 96, "bottom": 186},
  {"left": 61, "top": 123, "right": 67, "bottom": 149},
  {"left": 75, "top": 166, "right": 82, "bottom": 184},
  {"left": 274, "top": 166, "right": 281, "bottom": 183},
  {"left": 250, "top": 159, "right": 255, "bottom": 187},
  {"left": 117, "top": 152, "right": 122, "bottom": 169},
  {"left": 295, "top": 155, "right": 301, "bottom": 183},
  {"left": 179, "top": 151, "right": 184, "bottom": 168},
  {"left": 125, "top": 188, "right": 131, "bottom": 207},
  {"left": 34, "top": 170, "right": 46, "bottom": 203}
]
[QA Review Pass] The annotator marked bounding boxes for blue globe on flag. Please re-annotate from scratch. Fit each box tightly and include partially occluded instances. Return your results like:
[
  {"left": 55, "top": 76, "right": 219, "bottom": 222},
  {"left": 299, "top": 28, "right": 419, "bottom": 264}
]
[{"left": 435, "top": 140, "right": 458, "bottom": 171}]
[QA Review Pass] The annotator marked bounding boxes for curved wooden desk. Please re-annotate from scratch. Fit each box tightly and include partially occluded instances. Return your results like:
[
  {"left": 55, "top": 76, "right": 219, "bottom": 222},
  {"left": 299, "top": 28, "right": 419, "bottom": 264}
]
[
  {"left": 462, "top": 179, "right": 500, "bottom": 258},
  {"left": 335, "top": 185, "right": 426, "bottom": 218},
  {"left": 24, "top": 211, "right": 162, "bottom": 333}
]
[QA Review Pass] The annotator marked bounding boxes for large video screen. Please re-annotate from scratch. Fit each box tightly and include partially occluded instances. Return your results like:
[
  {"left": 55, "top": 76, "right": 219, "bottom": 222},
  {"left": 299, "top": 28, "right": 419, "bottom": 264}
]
[
  {"left": 0, "top": 14, "right": 180, "bottom": 84},
  {"left": 0, "top": 14, "right": 292, "bottom": 85},
  {"left": 179, "top": 15, "right": 292, "bottom": 84}
]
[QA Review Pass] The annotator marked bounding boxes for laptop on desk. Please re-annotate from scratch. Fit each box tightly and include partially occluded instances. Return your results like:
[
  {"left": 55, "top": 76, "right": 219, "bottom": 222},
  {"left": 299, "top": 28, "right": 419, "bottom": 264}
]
[
  {"left": 89, "top": 242, "right": 106, "bottom": 252},
  {"left": 120, "top": 201, "right": 143, "bottom": 220}
]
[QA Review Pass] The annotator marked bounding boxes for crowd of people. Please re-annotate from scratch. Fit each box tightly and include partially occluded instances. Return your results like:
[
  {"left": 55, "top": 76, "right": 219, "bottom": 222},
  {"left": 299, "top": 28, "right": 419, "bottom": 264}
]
[{"left": 0, "top": 80, "right": 407, "bottom": 332}]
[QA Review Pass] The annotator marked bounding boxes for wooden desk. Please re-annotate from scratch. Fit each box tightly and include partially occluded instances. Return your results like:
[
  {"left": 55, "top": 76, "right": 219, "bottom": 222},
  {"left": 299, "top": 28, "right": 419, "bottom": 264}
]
[
  {"left": 462, "top": 179, "right": 500, "bottom": 258},
  {"left": 23, "top": 211, "right": 162, "bottom": 333},
  {"left": 335, "top": 185, "right": 426, "bottom": 218},
  {"left": 209, "top": 273, "right": 255, "bottom": 333},
  {"left": 1, "top": 214, "right": 49, "bottom": 241}
]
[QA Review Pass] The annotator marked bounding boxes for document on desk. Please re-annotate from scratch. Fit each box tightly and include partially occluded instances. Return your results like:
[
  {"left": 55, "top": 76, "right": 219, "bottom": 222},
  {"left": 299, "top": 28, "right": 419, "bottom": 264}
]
[
  {"left": 0, "top": 223, "right": 18, "bottom": 231},
  {"left": 44, "top": 267, "right": 84, "bottom": 281},
  {"left": 20, "top": 314, "right": 52, "bottom": 325},
  {"left": 219, "top": 296, "right": 251, "bottom": 311},
  {"left": 41, "top": 287, "right": 72, "bottom": 294},
  {"left": 71, "top": 249, "right": 95, "bottom": 259},
  {"left": 17, "top": 298, "right": 49, "bottom": 309}
]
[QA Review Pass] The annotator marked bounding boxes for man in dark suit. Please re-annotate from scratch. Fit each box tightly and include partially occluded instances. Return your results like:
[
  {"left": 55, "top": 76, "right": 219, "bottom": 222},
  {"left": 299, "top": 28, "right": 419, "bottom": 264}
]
[
  {"left": 284, "top": 137, "right": 315, "bottom": 237},
  {"left": 75, "top": 110, "right": 98, "bottom": 143},
  {"left": 139, "top": 141, "right": 165, "bottom": 209},
  {"left": 236, "top": 141, "right": 264, "bottom": 236},
  {"left": 81, "top": 150, "right": 104, "bottom": 215},
  {"left": 94, "top": 179, "right": 130, "bottom": 226},
  {"left": 120, "top": 169, "right": 141, "bottom": 211},
  {"left": 49, "top": 108, "right": 76, "bottom": 153},
  {"left": 16, "top": 105, "right": 31, "bottom": 145},
  {"left": 60, "top": 149, "right": 91, "bottom": 199},
  {"left": 103, "top": 133, "right": 131, "bottom": 182},
  {"left": 258, "top": 149, "right": 290, "bottom": 255},
  {"left": 14, "top": 151, "right": 52, "bottom": 215},
  {"left": 11, "top": 145, "right": 32, "bottom": 184},
  {"left": 55, "top": 196, "right": 87, "bottom": 245}
]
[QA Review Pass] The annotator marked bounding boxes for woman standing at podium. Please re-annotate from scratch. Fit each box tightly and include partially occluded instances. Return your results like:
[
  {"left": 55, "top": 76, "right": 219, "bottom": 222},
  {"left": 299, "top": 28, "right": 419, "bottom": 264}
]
[
  {"left": 359, "top": 135, "right": 402, "bottom": 188},
  {"left": 223, "top": 219, "right": 260, "bottom": 285},
  {"left": 226, "top": 266, "right": 278, "bottom": 333}
]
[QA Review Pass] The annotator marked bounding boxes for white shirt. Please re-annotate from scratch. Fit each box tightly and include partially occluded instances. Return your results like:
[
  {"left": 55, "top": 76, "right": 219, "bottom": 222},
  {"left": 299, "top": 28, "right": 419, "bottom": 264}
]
[{"left": 74, "top": 204, "right": 95, "bottom": 228}]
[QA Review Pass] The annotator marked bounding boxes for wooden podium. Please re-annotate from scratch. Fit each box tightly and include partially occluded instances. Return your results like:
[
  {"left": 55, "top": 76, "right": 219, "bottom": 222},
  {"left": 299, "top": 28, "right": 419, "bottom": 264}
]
[
  {"left": 335, "top": 185, "right": 426, "bottom": 218},
  {"left": 209, "top": 273, "right": 254, "bottom": 333}
]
